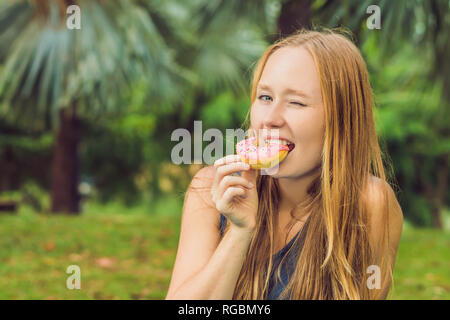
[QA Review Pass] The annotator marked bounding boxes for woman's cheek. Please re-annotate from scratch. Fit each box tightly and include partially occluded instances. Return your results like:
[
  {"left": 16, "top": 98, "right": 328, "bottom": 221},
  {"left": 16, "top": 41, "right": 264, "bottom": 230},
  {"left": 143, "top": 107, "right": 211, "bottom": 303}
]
[
  {"left": 249, "top": 104, "right": 263, "bottom": 128},
  {"left": 292, "top": 128, "right": 323, "bottom": 168}
]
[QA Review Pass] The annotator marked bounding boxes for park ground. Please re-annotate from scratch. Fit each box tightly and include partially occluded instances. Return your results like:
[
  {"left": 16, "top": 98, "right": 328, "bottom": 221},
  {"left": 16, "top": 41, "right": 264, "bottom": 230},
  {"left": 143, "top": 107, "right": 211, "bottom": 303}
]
[{"left": 0, "top": 202, "right": 448, "bottom": 300}]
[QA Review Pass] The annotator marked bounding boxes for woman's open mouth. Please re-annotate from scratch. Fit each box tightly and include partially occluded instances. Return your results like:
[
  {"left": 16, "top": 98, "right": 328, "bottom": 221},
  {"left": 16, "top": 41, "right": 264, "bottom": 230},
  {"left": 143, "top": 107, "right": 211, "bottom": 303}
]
[
  {"left": 287, "top": 143, "right": 295, "bottom": 152},
  {"left": 264, "top": 138, "right": 296, "bottom": 153}
]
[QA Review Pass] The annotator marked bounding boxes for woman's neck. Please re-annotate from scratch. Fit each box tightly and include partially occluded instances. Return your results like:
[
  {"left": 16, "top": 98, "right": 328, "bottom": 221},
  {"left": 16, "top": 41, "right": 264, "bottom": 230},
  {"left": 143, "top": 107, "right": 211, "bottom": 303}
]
[{"left": 277, "top": 166, "right": 321, "bottom": 221}]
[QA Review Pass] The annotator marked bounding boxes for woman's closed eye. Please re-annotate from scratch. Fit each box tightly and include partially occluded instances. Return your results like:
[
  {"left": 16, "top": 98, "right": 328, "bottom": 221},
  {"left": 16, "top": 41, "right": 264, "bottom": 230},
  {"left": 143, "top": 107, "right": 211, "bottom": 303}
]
[{"left": 290, "top": 101, "right": 307, "bottom": 107}]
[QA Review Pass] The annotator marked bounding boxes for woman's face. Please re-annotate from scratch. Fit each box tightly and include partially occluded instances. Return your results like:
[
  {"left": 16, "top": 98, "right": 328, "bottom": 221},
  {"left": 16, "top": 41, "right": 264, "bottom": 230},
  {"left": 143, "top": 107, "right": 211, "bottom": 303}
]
[{"left": 250, "top": 46, "right": 325, "bottom": 178}]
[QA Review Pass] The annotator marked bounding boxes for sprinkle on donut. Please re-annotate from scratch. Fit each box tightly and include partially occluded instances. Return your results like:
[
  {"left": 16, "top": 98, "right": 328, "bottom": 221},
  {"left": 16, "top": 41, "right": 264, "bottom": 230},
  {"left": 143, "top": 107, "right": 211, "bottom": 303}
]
[{"left": 236, "top": 137, "right": 289, "bottom": 169}]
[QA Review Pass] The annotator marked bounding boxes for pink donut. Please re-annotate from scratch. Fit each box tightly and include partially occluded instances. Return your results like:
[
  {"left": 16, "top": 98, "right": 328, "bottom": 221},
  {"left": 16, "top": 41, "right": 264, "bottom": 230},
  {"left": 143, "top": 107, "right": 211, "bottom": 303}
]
[{"left": 236, "top": 137, "right": 289, "bottom": 169}]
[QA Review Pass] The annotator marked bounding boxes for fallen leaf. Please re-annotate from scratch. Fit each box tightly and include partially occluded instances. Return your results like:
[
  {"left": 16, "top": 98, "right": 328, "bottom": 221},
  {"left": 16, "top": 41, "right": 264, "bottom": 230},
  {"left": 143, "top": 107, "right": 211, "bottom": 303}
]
[
  {"left": 43, "top": 241, "right": 55, "bottom": 252},
  {"left": 95, "top": 257, "right": 116, "bottom": 269}
]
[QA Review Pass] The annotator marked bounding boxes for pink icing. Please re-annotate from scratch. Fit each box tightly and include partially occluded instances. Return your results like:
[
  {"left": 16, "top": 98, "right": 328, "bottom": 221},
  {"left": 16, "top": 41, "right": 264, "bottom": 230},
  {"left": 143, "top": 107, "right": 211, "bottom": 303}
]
[{"left": 236, "top": 137, "right": 288, "bottom": 160}]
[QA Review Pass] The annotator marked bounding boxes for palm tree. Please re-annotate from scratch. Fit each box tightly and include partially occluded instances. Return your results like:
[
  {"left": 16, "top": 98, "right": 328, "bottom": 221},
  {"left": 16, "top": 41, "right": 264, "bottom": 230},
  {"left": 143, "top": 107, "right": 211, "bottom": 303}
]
[
  {"left": 190, "top": 0, "right": 313, "bottom": 42},
  {"left": 0, "top": 0, "right": 270, "bottom": 213},
  {"left": 0, "top": 0, "right": 190, "bottom": 213}
]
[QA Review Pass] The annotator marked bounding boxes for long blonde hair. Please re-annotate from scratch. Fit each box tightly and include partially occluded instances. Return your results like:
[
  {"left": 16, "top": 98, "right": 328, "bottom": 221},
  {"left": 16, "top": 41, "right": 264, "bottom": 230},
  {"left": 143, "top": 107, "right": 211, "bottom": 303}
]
[{"left": 224, "top": 29, "right": 396, "bottom": 300}]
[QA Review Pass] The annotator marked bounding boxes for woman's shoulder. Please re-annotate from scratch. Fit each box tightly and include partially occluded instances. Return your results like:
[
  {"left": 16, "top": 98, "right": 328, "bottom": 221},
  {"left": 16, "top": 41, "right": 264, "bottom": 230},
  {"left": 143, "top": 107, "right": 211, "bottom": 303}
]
[
  {"left": 362, "top": 176, "right": 399, "bottom": 211},
  {"left": 186, "top": 165, "right": 218, "bottom": 212},
  {"left": 191, "top": 166, "right": 229, "bottom": 235},
  {"left": 362, "top": 175, "right": 403, "bottom": 249},
  {"left": 189, "top": 165, "right": 216, "bottom": 189}
]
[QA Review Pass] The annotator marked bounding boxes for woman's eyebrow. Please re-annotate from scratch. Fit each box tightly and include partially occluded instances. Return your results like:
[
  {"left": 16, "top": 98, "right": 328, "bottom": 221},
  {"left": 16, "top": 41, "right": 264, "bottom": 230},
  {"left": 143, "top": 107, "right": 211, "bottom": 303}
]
[{"left": 257, "top": 83, "right": 310, "bottom": 98}]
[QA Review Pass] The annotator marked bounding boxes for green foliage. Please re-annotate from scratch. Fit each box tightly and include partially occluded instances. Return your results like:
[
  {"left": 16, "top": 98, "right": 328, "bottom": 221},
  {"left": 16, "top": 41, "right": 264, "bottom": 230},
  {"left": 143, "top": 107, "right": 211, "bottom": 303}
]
[
  {"left": 362, "top": 34, "right": 449, "bottom": 227},
  {"left": 0, "top": 0, "right": 448, "bottom": 227},
  {"left": 0, "top": 0, "right": 269, "bottom": 207},
  {"left": 0, "top": 132, "right": 53, "bottom": 151},
  {"left": 0, "top": 121, "right": 53, "bottom": 192},
  {"left": 20, "top": 181, "right": 51, "bottom": 213},
  {"left": 0, "top": 182, "right": 50, "bottom": 213},
  {"left": 0, "top": 190, "right": 21, "bottom": 202},
  {"left": 200, "top": 91, "right": 250, "bottom": 129},
  {"left": 80, "top": 112, "right": 157, "bottom": 204},
  {"left": 0, "top": 0, "right": 189, "bottom": 129}
]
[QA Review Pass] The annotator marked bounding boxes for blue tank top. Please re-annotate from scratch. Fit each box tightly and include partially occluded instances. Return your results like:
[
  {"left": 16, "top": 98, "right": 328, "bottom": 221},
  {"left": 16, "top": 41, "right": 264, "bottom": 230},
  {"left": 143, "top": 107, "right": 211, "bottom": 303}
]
[{"left": 218, "top": 213, "right": 309, "bottom": 300}]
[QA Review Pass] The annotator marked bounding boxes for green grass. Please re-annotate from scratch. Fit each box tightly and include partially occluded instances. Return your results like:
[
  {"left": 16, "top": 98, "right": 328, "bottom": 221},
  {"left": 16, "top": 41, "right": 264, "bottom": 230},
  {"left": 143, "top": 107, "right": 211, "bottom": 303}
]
[
  {"left": 387, "top": 222, "right": 450, "bottom": 299},
  {"left": 0, "top": 205, "right": 448, "bottom": 300},
  {"left": 0, "top": 206, "right": 181, "bottom": 299}
]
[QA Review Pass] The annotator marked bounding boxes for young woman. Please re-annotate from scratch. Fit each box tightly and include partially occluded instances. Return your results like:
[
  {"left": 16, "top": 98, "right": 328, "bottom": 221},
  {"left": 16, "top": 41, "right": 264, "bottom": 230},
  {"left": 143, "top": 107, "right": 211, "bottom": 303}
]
[{"left": 166, "top": 29, "right": 403, "bottom": 300}]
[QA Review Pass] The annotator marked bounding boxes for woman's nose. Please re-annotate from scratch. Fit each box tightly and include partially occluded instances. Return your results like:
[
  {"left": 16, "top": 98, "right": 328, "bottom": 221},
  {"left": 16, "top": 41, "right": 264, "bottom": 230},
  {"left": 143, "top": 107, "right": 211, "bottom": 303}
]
[{"left": 262, "top": 102, "right": 285, "bottom": 128}]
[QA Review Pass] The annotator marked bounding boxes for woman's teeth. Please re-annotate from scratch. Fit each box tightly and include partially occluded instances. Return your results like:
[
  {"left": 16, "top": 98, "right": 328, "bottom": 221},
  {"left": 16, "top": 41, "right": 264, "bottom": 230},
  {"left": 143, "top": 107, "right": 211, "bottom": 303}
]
[{"left": 265, "top": 139, "right": 292, "bottom": 146}]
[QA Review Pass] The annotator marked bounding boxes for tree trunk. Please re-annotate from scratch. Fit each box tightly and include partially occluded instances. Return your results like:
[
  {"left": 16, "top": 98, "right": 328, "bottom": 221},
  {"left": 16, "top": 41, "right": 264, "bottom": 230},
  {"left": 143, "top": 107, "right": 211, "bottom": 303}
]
[
  {"left": 51, "top": 105, "right": 80, "bottom": 214},
  {"left": 0, "top": 146, "right": 15, "bottom": 191},
  {"left": 276, "top": 0, "right": 312, "bottom": 40}
]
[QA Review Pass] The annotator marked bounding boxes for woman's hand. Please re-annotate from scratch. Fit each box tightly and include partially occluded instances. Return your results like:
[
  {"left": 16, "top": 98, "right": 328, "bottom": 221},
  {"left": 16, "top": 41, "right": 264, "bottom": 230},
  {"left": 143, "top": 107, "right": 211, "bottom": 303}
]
[{"left": 211, "top": 155, "right": 258, "bottom": 231}]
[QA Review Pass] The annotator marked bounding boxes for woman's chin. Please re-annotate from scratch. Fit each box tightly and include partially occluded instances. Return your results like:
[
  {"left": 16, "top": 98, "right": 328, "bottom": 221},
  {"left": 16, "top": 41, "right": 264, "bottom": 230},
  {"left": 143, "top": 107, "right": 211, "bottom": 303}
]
[
  {"left": 260, "top": 165, "right": 280, "bottom": 176},
  {"left": 261, "top": 160, "right": 288, "bottom": 176}
]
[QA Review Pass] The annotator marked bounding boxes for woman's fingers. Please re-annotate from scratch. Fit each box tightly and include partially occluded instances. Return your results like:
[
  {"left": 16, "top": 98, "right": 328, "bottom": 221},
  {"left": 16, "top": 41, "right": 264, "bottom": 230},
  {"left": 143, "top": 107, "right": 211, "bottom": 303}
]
[
  {"left": 216, "top": 187, "right": 246, "bottom": 212},
  {"left": 213, "top": 154, "right": 242, "bottom": 167},
  {"left": 209, "top": 154, "right": 259, "bottom": 230},
  {"left": 240, "top": 164, "right": 257, "bottom": 186},
  {"left": 211, "top": 161, "right": 250, "bottom": 192},
  {"left": 211, "top": 155, "right": 255, "bottom": 211},
  {"left": 214, "top": 175, "right": 253, "bottom": 202}
]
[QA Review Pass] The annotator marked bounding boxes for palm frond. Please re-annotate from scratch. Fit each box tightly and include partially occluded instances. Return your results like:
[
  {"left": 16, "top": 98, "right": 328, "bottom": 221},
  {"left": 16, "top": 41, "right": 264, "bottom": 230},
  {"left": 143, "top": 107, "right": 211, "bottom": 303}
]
[{"left": 0, "top": 0, "right": 191, "bottom": 129}]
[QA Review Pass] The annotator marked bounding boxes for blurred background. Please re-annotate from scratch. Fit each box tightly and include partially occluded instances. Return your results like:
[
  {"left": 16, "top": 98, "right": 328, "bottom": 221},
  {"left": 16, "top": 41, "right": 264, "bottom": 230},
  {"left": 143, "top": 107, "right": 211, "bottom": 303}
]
[{"left": 0, "top": 0, "right": 448, "bottom": 299}]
